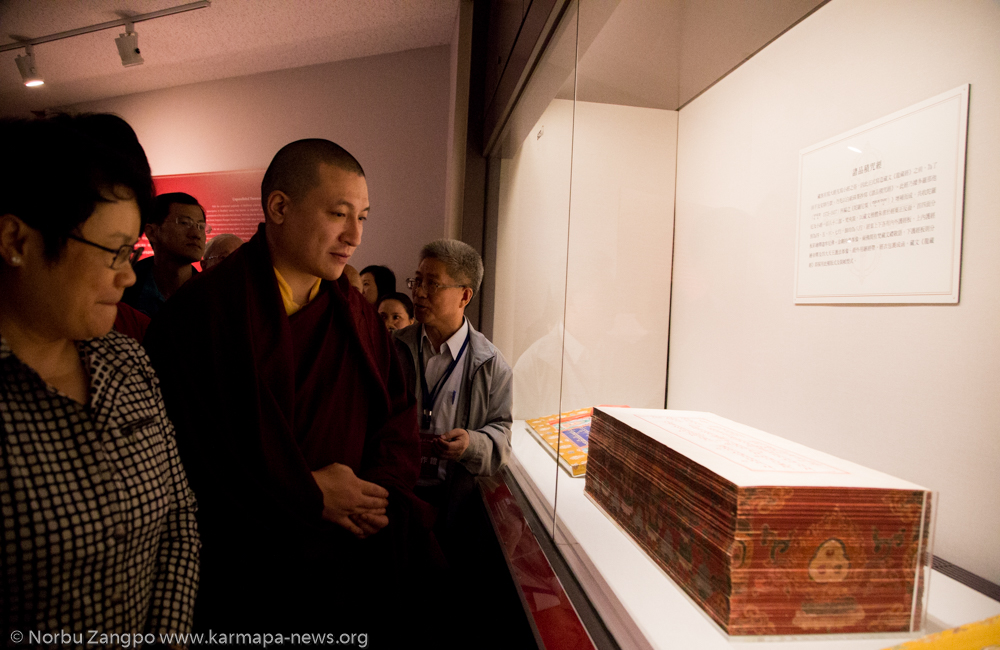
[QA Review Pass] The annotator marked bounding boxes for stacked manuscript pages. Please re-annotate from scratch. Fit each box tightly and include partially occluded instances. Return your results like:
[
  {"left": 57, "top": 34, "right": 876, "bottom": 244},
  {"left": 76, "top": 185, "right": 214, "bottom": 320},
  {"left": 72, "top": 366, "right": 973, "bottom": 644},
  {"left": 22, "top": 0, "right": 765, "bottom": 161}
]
[
  {"left": 525, "top": 408, "right": 593, "bottom": 477},
  {"left": 585, "top": 408, "right": 935, "bottom": 637}
]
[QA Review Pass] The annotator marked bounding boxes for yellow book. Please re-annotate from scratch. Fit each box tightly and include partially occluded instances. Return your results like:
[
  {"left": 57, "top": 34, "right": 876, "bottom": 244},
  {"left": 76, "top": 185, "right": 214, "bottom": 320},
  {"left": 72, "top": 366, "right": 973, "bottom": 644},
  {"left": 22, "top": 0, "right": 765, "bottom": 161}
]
[
  {"left": 525, "top": 408, "right": 593, "bottom": 477},
  {"left": 882, "top": 615, "right": 1000, "bottom": 650}
]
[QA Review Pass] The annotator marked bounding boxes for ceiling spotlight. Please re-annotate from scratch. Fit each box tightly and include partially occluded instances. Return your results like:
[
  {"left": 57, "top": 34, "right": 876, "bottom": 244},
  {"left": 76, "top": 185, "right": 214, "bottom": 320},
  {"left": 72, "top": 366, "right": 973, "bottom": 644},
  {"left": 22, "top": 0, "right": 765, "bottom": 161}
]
[
  {"left": 15, "top": 45, "right": 44, "bottom": 87},
  {"left": 1, "top": 2, "right": 210, "bottom": 86},
  {"left": 115, "top": 22, "right": 144, "bottom": 67}
]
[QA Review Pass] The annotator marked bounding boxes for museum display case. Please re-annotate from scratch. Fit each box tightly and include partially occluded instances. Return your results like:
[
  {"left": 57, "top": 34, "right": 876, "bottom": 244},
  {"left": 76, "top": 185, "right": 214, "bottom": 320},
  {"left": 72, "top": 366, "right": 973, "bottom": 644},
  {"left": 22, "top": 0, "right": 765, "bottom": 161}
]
[{"left": 476, "top": 1, "right": 999, "bottom": 648}]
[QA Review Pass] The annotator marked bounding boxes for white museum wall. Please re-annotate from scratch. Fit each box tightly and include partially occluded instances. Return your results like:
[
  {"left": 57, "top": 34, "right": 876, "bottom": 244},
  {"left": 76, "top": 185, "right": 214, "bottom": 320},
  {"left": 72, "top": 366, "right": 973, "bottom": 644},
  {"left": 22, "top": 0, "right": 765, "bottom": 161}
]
[
  {"left": 670, "top": 0, "right": 1000, "bottom": 582},
  {"left": 495, "top": 99, "right": 676, "bottom": 420},
  {"left": 495, "top": 98, "right": 574, "bottom": 421},
  {"left": 66, "top": 46, "right": 452, "bottom": 282},
  {"left": 563, "top": 101, "right": 676, "bottom": 412}
]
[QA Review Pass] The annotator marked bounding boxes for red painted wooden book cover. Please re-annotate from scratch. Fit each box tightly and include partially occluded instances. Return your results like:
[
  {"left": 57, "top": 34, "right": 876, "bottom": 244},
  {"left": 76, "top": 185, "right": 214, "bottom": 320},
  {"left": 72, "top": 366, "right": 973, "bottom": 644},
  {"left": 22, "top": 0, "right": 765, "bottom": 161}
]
[{"left": 585, "top": 408, "right": 934, "bottom": 637}]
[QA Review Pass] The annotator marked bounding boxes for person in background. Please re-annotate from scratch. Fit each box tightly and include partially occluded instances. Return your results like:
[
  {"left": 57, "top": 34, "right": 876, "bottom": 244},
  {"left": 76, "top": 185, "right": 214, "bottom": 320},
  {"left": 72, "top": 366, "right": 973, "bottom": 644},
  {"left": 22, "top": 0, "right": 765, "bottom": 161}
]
[
  {"left": 360, "top": 263, "right": 396, "bottom": 304},
  {"left": 201, "top": 233, "right": 242, "bottom": 271},
  {"left": 122, "top": 192, "right": 208, "bottom": 317},
  {"left": 0, "top": 114, "right": 199, "bottom": 641},
  {"left": 393, "top": 239, "right": 512, "bottom": 552},
  {"left": 377, "top": 291, "right": 414, "bottom": 331},
  {"left": 342, "top": 263, "right": 364, "bottom": 294},
  {"left": 143, "top": 139, "right": 427, "bottom": 640}
]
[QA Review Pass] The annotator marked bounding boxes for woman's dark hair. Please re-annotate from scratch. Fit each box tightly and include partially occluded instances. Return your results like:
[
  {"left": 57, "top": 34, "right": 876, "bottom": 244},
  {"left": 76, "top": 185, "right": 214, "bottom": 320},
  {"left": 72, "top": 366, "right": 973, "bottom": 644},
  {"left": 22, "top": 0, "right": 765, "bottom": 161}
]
[
  {"left": 0, "top": 113, "right": 154, "bottom": 260},
  {"left": 360, "top": 264, "right": 396, "bottom": 299},
  {"left": 60, "top": 113, "right": 155, "bottom": 225},
  {"left": 376, "top": 292, "right": 414, "bottom": 319}
]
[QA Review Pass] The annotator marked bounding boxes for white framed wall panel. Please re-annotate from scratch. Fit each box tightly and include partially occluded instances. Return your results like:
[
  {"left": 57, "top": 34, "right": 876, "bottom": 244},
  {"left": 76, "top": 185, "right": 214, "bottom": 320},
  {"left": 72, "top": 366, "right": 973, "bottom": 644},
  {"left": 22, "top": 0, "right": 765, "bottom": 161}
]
[{"left": 795, "top": 85, "right": 969, "bottom": 304}]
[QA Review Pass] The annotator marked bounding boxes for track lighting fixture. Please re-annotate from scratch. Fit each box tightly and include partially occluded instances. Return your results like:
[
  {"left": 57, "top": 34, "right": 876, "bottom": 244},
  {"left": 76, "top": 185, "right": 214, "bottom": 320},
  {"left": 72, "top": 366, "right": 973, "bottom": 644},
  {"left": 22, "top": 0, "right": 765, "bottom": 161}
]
[
  {"left": 2, "top": 1, "right": 209, "bottom": 88},
  {"left": 15, "top": 45, "right": 44, "bottom": 87},
  {"left": 115, "top": 22, "right": 144, "bottom": 67}
]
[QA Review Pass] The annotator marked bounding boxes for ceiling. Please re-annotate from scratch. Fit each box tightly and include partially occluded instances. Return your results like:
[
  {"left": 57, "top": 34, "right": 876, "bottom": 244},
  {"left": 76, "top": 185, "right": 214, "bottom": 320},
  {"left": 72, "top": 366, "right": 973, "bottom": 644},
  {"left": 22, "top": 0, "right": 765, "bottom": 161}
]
[
  {"left": 556, "top": 0, "right": 829, "bottom": 109},
  {"left": 499, "top": 0, "right": 827, "bottom": 157},
  {"left": 0, "top": 0, "right": 459, "bottom": 117}
]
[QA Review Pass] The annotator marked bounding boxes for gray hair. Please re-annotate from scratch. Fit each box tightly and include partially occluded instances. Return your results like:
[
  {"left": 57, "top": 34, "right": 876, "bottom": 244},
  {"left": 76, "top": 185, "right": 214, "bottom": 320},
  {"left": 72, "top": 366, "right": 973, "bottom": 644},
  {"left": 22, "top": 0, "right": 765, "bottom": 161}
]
[
  {"left": 419, "top": 239, "right": 484, "bottom": 293},
  {"left": 203, "top": 233, "right": 243, "bottom": 259}
]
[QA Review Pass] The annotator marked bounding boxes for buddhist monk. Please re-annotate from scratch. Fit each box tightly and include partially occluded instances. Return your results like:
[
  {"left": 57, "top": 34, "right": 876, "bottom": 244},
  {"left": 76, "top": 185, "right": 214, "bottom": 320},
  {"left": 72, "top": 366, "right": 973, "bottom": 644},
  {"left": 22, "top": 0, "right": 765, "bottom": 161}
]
[{"left": 144, "top": 139, "right": 424, "bottom": 637}]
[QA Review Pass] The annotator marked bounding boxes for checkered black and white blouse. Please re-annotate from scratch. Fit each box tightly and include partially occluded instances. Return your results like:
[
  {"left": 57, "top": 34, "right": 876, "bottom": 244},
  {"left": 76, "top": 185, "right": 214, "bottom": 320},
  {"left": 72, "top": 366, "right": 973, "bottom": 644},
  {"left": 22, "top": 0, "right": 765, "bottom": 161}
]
[{"left": 0, "top": 331, "right": 200, "bottom": 643}]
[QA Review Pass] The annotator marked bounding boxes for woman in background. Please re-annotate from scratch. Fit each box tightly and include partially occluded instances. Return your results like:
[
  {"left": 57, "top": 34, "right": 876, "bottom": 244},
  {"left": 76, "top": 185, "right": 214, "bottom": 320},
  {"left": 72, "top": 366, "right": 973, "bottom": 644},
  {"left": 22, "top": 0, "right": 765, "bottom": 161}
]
[
  {"left": 360, "top": 263, "right": 396, "bottom": 304},
  {"left": 377, "top": 291, "right": 414, "bottom": 331},
  {"left": 0, "top": 115, "right": 199, "bottom": 642}
]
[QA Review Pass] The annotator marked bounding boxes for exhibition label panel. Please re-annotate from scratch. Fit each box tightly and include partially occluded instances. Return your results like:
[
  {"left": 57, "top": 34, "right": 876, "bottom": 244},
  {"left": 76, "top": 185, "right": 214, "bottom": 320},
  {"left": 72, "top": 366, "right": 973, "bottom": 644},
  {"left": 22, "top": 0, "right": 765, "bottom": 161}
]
[{"left": 795, "top": 85, "right": 968, "bottom": 304}]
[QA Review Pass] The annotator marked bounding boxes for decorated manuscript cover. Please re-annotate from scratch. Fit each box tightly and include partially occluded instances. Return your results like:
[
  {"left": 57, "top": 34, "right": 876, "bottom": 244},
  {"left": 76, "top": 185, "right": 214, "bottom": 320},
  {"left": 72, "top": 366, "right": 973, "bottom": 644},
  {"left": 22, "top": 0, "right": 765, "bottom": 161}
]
[
  {"left": 584, "top": 408, "right": 935, "bottom": 637},
  {"left": 525, "top": 408, "right": 593, "bottom": 477}
]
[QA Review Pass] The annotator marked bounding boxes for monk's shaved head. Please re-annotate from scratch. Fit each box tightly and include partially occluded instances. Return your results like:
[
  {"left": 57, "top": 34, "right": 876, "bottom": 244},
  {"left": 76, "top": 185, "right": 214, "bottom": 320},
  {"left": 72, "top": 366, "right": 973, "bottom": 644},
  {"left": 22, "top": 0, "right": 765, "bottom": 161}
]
[{"left": 261, "top": 139, "right": 364, "bottom": 217}]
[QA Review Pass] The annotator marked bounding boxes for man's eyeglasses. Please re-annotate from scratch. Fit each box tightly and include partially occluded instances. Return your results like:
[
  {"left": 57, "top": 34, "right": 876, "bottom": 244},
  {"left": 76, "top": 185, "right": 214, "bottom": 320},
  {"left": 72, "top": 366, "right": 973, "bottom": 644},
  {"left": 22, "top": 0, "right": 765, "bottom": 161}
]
[
  {"left": 68, "top": 234, "right": 143, "bottom": 270},
  {"left": 406, "top": 277, "right": 467, "bottom": 294},
  {"left": 167, "top": 216, "right": 212, "bottom": 234}
]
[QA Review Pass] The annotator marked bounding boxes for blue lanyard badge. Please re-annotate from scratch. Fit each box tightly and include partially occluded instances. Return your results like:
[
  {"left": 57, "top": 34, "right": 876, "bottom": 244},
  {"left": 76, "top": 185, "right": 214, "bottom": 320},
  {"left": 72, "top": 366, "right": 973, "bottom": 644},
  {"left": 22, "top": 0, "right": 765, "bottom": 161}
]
[{"left": 418, "top": 330, "right": 470, "bottom": 430}]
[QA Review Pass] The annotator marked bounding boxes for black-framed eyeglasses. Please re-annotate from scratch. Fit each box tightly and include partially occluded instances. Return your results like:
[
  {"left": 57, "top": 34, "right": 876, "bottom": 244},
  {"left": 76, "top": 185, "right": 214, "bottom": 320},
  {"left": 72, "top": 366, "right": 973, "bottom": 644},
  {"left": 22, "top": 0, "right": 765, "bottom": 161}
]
[
  {"left": 67, "top": 234, "right": 143, "bottom": 270},
  {"left": 406, "top": 277, "right": 467, "bottom": 294},
  {"left": 166, "top": 216, "right": 212, "bottom": 234}
]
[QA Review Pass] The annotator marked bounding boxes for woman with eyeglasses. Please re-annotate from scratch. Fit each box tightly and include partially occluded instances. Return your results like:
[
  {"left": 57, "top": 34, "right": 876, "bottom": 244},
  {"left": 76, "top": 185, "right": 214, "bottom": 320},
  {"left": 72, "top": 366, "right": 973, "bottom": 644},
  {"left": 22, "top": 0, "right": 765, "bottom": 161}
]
[{"left": 0, "top": 115, "right": 199, "bottom": 642}]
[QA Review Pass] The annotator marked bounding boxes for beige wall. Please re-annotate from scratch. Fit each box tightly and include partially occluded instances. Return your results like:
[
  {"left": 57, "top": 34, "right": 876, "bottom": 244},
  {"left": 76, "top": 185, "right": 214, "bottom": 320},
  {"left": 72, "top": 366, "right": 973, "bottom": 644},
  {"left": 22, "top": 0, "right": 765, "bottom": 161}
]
[
  {"left": 670, "top": 0, "right": 1000, "bottom": 582},
  {"left": 495, "top": 99, "right": 677, "bottom": 420},
  {"left": 67, "top": 46, "right": 452, "bottom": 284}
]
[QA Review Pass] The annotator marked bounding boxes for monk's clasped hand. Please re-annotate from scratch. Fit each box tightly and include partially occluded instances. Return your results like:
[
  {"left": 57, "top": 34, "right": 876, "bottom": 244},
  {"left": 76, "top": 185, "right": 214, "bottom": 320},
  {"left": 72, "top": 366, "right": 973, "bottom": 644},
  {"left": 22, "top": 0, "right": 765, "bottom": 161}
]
[{"left": 311, "top": 462, "right": 390, "bottom": 539}]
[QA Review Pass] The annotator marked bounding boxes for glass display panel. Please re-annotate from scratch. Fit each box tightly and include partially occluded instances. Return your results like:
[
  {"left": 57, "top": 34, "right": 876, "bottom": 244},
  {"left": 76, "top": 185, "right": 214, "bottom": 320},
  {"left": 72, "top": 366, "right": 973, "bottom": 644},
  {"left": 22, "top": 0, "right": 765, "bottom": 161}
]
[
  {"left": 494, "top": 0, "right": 678, "bottom": 539},
  {"left": 560, "top": 1, "right": 677, "bottom": 413},
  {"left": 491, "top": 2, "right": 945, "bottom": 644},
  {"left": 545, "top": 0, "right": 678, "bottom": 541},
  {"left": 494, "top": 0, "right": 678, "bottom": 537},
  {"left": 491, "top": 0, "right": 579, "bottom": 533}
]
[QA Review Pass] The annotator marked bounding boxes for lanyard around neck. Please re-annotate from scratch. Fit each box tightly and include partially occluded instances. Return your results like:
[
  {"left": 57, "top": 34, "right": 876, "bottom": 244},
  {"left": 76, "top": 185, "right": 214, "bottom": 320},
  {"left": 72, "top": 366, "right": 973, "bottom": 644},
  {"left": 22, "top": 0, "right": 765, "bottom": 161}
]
[{"left": 418, "top": 329, "right": 471, "bottom": 429}]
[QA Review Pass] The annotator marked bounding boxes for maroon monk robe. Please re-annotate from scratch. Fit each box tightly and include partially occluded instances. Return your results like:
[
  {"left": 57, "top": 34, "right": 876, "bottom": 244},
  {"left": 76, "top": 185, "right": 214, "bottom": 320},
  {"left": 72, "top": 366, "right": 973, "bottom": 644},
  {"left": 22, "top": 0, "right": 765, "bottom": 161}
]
[
  {"left": 113, "top": 301, "right": 150, "bottom": 342},
  {"left": 144, "top": 224, "right": 426, "bottom": 633}
]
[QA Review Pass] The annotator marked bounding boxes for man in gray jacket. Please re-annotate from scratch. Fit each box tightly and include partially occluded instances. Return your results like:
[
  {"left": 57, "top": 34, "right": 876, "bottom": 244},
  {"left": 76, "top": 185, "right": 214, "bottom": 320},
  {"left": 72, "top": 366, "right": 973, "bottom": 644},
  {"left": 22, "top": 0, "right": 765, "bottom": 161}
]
[{"left": 394, "top": 239, "right": 512, "bottom": 550}]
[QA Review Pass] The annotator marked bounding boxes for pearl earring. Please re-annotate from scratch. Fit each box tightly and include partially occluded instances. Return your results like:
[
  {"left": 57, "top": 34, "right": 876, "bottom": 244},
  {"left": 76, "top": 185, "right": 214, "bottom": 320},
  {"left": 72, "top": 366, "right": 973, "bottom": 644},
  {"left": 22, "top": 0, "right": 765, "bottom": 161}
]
[{"left": 10, "top": 254, "right": 21, "bottom": 265}]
